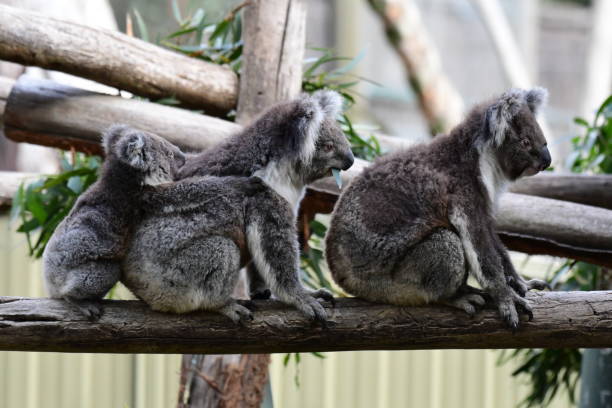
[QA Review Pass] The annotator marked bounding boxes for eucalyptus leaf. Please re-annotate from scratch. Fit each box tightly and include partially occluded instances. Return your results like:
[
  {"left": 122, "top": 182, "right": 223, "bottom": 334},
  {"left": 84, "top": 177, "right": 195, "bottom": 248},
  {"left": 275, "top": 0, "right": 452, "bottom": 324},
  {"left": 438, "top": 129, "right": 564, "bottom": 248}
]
[{"left": 331, "top": 168, "right": 342, "bottom": 189}]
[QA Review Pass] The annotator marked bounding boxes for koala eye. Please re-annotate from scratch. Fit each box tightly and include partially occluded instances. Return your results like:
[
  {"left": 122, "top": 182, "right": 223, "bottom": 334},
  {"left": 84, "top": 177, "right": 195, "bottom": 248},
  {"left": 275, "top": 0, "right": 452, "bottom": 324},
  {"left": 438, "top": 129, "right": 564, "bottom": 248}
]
[
  {"left": 323, "top": 142, "right": 334, "bottom": 152},
  {"left": 520, "top": 138, "right": 531, "bottom": 149}
]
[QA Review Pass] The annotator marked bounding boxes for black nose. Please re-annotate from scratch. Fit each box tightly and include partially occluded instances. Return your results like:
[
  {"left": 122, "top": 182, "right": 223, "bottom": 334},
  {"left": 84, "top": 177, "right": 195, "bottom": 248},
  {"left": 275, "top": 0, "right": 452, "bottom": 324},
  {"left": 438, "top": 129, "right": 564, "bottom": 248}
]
[
  {"left": 539, "top": 145, "right": 551, "bottom": 170},
  {"left": 342, "top": 151, "right": 355, "bottom": 170}
]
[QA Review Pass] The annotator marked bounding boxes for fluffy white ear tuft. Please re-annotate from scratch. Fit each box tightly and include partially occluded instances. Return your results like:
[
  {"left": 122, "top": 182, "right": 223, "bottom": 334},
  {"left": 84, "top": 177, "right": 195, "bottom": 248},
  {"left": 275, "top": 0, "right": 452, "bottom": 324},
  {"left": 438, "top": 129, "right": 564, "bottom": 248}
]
[
  {"left": 488, "top": 88, "right": 525, "bottom": 146},
  {"left": 525, "top": 87, "right": 548, "bottom": 115},
  {"left": 292, "top": 96, "right": 324, "bottom": 163},
  {"left": 101, "top": 124, "right": 130, "bottom": 156},
  {"left": 312, "top": 90, "right": 343, "bottom": 118}
]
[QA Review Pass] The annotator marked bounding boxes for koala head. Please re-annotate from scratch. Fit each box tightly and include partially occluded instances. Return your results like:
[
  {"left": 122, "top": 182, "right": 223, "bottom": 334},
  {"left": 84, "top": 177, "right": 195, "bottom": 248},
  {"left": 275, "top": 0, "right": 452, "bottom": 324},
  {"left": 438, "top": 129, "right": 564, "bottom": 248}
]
[
  {"left": 289, "top": 90, "right": 355, "bottom": 183},
  {"left": 102, "top": 125, "right": 186, "bottom": 185},
  {"left": 483, "top": 87, "right": 551, "bottom": 180}
]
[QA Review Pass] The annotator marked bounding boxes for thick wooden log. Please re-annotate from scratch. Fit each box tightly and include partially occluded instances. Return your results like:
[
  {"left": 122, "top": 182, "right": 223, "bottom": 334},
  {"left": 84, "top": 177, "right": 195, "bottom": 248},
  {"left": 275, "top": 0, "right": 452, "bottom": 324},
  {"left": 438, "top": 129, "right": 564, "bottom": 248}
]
[
  {"left": 510, "top": 173, "right": 612, "bottom": 210},
  {"left": 1, "top": 292, "right": 612, "bottom": 353},
  {"left": 0, "top": 5, "right": 238, "bottom": 114},
  {"left": 3, "top": 76, "right": 240, "bottom": 154}
]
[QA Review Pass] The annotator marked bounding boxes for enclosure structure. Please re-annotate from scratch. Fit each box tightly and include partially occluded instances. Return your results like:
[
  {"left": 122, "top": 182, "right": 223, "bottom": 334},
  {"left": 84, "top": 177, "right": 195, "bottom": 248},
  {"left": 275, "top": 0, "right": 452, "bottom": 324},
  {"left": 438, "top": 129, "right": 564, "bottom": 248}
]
[{"left": 0, "top": 0, "right": 612, "bottom": 406}]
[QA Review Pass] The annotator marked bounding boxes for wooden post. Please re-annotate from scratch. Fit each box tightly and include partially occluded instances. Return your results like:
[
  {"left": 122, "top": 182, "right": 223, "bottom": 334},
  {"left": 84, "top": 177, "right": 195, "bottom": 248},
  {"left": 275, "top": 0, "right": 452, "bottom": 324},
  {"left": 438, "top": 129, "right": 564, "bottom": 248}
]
[{"left": 179, "top": 1, "right": 308, "bottom": 407}]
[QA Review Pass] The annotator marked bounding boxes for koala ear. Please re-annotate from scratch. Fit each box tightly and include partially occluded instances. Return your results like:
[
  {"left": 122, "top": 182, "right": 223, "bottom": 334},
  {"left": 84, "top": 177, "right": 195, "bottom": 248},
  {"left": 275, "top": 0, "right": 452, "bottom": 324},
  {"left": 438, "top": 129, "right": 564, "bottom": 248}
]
[
  {"left": 287, "top": 95, "right": 324, "bottom": 162},
  {"left": 101, "top": 124, "right": 130, "bottom": 156},
  {"left": 122, "top": 133, "right": 147, "bottom": 169},
  {"left": 486, "top": 88, "right": 525, "bottom": 146},
  {"left": 312, "top": 90, "right": 343, "bottom": 118},
  {"left": 525, "top": 87, "right": 548, "bottom": 115}
]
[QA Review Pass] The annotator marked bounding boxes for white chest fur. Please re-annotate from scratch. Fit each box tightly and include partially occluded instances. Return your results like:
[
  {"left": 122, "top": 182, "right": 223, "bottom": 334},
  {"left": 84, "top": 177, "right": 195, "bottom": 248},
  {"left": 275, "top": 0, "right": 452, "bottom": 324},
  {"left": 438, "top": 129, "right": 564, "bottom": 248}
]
[
  {"left": 254, "top": 161, "right": 305, "bottom": 214},
  {"left": 478, "top": 148, "right": 509, "bottom": 208}
]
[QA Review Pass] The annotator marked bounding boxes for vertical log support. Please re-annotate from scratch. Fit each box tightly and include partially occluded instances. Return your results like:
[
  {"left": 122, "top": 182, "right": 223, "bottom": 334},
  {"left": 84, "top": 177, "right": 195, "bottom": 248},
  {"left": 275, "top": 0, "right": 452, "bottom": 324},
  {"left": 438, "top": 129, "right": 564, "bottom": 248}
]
[{"left": 179, "top": 1, "right": 308, "bottom": 407}]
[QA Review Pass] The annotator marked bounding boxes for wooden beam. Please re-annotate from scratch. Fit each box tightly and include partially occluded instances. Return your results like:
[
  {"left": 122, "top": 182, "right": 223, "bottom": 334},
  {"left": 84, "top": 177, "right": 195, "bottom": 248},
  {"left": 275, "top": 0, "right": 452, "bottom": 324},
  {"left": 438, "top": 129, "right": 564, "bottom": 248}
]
[
  {"left": 510, "top": 173, "right": 612, "bottom": 211},
  {"left": 1, "top": 292, "right": 612, "bottom": 353},
  {"left": 3, "top": 76, "right": 240, "bottom": 155},
  {"left": 0, "top": 5, "right": 238, "bottom": 114}
]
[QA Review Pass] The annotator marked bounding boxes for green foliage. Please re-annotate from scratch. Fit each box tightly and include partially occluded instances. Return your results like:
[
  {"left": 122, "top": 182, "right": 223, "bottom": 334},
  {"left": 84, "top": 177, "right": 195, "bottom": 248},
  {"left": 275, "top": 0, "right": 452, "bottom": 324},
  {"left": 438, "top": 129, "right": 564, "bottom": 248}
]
[
  {"left": 566, "top": 95, "right": 612, "bottom": 173},
  {"left": 160, "top": 1, "right": 245, "bottom": 73},
  {"left": 10, "top": 153, "right": 101, "bottom": 258},
  {"left": 499, "top": 349, "right": 581, "bottom": 407},
  {"left": 503, "top": 95, "right": 612, "bottom": 407}
]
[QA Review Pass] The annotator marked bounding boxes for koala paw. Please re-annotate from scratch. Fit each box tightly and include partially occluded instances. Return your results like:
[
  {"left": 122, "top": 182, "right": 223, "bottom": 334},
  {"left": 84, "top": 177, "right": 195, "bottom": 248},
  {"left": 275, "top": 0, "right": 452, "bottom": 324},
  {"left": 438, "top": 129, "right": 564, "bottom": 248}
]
[
  {"left": 220, "top": 302, "right": 254, "bottom": 325},
  {"left": 445, "top": 293, "right": 486, "bottom": 317},
  {"left": 64, "top": 298, "right": 103, "bottom": 322},
  {"left": 295, "top": 296, "right": 328, "bottom": 327},
  {"left": 309, "top": 288, "right": 336, "bottom": 307},
  {"left": 497, "top": 293, "right": 533, "bottom": 331},
  {"left": 525, "top": 279, "right": 551, "bottom": 291},
  {"left": 508, "top": 276, "right": 550, "bottom": 297},
  {"left": 249, "top": 288, "right": 272, "bottom": 300}
]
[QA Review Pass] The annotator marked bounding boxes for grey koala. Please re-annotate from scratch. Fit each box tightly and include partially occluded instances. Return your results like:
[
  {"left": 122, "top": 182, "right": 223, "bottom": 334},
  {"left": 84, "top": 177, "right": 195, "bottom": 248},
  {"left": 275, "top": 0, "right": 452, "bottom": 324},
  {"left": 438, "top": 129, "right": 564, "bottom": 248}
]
[
  {"left": 42, "top": 125, "right": 185, "bottom": 319},
  {"left": 326, "top": 88, "right": 551, "bottom": 330},
  {"left": 122, "top": 91, "right": 355, "bottom": 324},
  {"left": 178, "top": 90, "right": 355, "bottom": 300}
]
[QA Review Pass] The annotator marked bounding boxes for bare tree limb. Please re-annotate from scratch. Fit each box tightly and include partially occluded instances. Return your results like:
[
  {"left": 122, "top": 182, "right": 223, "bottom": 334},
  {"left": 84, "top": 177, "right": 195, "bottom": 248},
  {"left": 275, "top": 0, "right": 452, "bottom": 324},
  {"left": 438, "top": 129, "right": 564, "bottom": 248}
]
[
  {"left": 0, "top": 4, "right": 238, "bottom": 114},
  {"left": 366, "top": 0, "right": 465, "bottom": 134},
  {"left": 1, "top": 292, "right": 612, "bottom": 353}
]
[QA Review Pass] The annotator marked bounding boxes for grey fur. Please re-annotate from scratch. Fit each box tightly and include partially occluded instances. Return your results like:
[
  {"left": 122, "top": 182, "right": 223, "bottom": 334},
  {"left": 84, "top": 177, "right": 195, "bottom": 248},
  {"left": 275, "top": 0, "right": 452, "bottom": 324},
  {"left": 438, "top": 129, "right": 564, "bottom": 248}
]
[
  {"left": 122, "top": 91, "right": 353, "bottom": 323},
  {"left": 326, "top": 88, "right": 551, "bottom": 330},
  {"left": 179, "top": 90, "right": 353, "bottom": 299},
  {"left": 42, "top": 125, "right": 185, "bottom": 319}
]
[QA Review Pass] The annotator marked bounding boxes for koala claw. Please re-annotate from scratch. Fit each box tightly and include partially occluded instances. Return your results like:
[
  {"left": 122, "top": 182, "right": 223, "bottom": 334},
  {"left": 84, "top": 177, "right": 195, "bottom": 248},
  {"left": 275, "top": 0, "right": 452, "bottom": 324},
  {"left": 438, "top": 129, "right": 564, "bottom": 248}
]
[
  {"left": 310, "top": 288, "right": 336, "bottom": 306},
  {"left": 64, "top": 298, "right": 103, "bottom": 322},
  {"left": 297, "top": 296, "right": 328, "bottom": 326},
  {"left": 526, "top": 279, "right": 551, "bottom": 291},
  {"left": 498, "top": 299, "right": 520, "bottom": 331},
  {"left": 220, "top": 302, "right": 253, "bottom": 325}
]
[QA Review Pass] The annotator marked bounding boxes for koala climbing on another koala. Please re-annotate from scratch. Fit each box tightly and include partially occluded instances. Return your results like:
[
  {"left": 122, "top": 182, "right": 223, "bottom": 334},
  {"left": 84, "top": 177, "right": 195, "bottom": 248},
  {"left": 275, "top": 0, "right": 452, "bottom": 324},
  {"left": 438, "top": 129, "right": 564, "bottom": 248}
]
[
  {"left": 122, "top": 91, "right": 354, "bottom": 324},
  {"left": 42, "top": 125, "right": 185, "bottom": 319},
  {"left": 326, "top": 88, "right": 551, "bottom": 330},
  {"left": 178, "top": 90, "right": 355, "bottom": 301}
]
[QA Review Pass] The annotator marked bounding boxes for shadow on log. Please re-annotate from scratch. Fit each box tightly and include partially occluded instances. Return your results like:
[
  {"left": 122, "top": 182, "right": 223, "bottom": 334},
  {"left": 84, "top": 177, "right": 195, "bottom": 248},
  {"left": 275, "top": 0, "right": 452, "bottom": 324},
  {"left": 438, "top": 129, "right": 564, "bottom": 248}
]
[{"left": 1, "top": 292, "right": 612, "bottom": 353}]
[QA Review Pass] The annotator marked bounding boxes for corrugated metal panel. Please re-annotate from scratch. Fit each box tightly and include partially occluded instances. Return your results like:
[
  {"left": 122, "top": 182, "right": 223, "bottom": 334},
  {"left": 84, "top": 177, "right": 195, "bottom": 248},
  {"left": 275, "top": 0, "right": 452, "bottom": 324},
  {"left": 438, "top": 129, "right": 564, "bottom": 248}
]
[
  {"left": 0, "top": 217, "right": 180, "bottom": 408},
  {"left": 1, "top": 215, "right": 576, "bottom": 408}
]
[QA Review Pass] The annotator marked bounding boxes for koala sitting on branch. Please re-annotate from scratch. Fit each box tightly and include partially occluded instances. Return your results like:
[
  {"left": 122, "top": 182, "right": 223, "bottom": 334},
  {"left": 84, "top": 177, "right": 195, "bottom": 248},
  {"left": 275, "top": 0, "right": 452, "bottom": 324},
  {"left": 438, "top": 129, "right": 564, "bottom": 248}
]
[
  {"left": 42, "top": 125, "right": 186, "bottom": 319},
  {"left": 326, "top": 88, "right": 551, "bottom": 330},
  {"left": 122, "top": 91, "right": 354, "bottom": 324},
  {"left": 178, "top": 90, "right": 355, "bottom": 301}
]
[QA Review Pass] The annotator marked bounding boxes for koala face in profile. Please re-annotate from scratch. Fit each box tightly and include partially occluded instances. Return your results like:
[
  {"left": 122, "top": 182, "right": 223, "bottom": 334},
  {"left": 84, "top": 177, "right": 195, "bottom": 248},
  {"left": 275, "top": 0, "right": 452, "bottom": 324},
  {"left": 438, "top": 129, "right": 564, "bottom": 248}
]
[
  {"left": 297, "top": 91, "right": 354, "bottom": 184},
  {"left": 486, "top": 88, "right": 551, "bottom": 180},
  {"left": 104, "top": 125, "right": 186, "bottom": 185}
]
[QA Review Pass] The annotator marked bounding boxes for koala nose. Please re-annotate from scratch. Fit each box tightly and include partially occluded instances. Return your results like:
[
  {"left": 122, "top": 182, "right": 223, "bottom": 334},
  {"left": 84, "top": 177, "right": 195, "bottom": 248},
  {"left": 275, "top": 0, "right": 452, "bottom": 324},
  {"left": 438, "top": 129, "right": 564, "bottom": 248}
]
[
  {"left": 342, "top": 151, "right": 355, "bottom": 170},
  {"left": 539, "top": 145, "right": 551, "bottom": 171}
]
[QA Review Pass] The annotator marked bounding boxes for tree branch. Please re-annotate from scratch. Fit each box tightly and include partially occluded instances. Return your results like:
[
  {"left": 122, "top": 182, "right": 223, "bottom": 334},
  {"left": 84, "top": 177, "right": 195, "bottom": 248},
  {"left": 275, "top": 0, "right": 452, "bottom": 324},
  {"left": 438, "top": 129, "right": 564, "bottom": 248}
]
[
  {"left": 1, "top": 292, "right": 612, "bottom": 353},
  {"left": 0, "top": 5, "right": 238, "bottom": 114}
]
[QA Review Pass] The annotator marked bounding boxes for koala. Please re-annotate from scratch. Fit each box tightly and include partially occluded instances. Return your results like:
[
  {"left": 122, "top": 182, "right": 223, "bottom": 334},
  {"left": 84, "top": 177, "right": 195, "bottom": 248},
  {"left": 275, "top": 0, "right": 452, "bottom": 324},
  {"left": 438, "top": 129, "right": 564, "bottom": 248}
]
[
  {"left": 42, "top": 125, "right": 185, "bottom": 319},
  {"left": 178, "top": 90, "right": 355, "bottom": 300},
  {"left": 122, "top": 91, "right": 354, "bottom": 324},
  {"left": 325, "top": 88, "right": 551, "bottom": 330}
]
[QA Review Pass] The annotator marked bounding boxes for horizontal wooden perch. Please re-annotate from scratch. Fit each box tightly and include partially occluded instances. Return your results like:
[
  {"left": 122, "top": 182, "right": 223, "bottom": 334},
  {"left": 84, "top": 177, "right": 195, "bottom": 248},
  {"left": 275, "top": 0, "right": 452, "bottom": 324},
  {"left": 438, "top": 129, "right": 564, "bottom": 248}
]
[
  {"left": 1, "top": 292, "right": 612, "bottom": 353},
  {"left": 0, "top": 5, "right": 238, "bottom": 114}
]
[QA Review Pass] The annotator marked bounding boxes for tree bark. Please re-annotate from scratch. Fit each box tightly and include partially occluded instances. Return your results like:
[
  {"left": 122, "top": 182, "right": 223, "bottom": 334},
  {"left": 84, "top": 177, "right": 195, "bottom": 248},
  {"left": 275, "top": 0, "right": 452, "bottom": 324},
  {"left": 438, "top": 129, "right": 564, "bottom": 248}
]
[
  {"left": 2, "top": 292, "right": 612, "bottom": 352},
  {"left": 366, "top": 0, "right": 465, "bottom": 134},
  {"left": 509, "top": 173, "right": 612, "bottom": 211},
  {"left": 3, "top": 76, "right": 240, "bottom": 155},
  {"left": 0, "top": 4, "right": 238, "bottom": 115}
]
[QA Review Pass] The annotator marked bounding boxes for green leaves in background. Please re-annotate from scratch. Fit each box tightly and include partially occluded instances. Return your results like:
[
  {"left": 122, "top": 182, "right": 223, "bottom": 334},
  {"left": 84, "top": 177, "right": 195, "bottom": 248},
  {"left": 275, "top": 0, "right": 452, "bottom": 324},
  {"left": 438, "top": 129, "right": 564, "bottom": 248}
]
[{"left": 10, "top": 153, "right": 101, "bottom": 259}]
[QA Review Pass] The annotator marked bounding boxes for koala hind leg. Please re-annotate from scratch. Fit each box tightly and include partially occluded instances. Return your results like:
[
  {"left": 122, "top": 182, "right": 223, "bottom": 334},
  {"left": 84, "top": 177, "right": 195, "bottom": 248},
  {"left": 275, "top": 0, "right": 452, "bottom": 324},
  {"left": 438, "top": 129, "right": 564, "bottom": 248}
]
[{"left": 393, "top": 229, "right": 475, "bottom": 313}]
